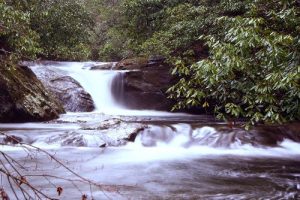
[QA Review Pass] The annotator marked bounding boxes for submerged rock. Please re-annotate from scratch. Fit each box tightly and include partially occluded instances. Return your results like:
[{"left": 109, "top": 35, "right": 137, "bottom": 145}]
[
  {"left": 0, "top": 63, "right": 65, "bottom": 122},
  {"left": 1, "top": 135, "right": 23, "bottom": 144},
  {"left": 30, "top": 65, "right": 95, "bottom": 112}
]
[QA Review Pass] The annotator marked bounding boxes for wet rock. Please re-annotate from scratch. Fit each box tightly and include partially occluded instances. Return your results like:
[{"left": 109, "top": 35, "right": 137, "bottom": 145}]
[
  {"left": 114, "top": 56, "right": 167, "bottom": 70},
  {"left": 135, "top": 123, "right": 300, "bottom": 148},
  {"left": 42, "top": 119, "right": 147, "bottom": 147},
  {"left": 97, "top": 118, "right": 122, "bottom": 130},
  {"left": 44, "top": 131, "right": 107, "bottom": 147},
  {"left": 0, "top": 63, "right": 65, "bottom": 122},
  {"left": 248, "top": 124, "right": 300, "bottom": 146},
  {"left": 3, "top": 135, "right": 22, "bottom": 144},
  {"left": 30, "top": 65, "right": 95, "bottom": 112},
  {"left": 43, "top": 130, "right": 125, "bottom": 147},
  {"left": 88, "top": 63, "right": 114, "bottom": 70},
  {"left": 95, "top": 118, "right": 147, "bottom": 143},
  {"left": 0, "top": 133, "right": 33, "bottom": 145},
  {"left": 112, "top": 57, "right": 175, "bottom": 110},
  {"left": 192, "top": 124, "right": 300, "bottom": 148},
  {"left": 99, "top": 143, "right": 107, "bottom": 148},
  {"left": 84, "top": 119, "right": 147, "bottom": 145},
  {"left": 117, "top": 70, "right": 175, "bottom": 110},
  {"left": 191, "top": 127, "right": 240, "bottom": 147},
  {"left": 114, "top": 57, "right": 148, "bottom": 70}
]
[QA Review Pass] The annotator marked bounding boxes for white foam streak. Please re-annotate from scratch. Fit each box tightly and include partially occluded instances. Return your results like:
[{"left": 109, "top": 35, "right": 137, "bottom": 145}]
[
  {"left": 127, "top": 126, "right": 300, "bottom": 163},
  {"left": 83, "top": 139, "right": 299, "bottom": 164},
  {"left": 120, "top": 139, "right": 300, "bottom": 163}
]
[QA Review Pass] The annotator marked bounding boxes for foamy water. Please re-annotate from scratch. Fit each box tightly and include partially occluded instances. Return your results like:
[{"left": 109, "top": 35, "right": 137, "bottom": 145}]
[
  {"left": 0, "top": 62, "right": 299, "bottom": 199},
  {"left": 39, "top": 62, "right": 190, "bottom": 116}
]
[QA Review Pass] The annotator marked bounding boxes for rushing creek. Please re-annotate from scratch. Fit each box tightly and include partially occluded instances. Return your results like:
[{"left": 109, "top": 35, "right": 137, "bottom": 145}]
[{"left": 0, "top": 62, "right": 299, "bottom": 200}]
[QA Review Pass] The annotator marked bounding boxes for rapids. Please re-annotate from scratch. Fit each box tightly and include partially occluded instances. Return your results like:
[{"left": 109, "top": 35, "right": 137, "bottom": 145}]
[{"left": 0, "top": 62, "right": 299, "bottom": 199}]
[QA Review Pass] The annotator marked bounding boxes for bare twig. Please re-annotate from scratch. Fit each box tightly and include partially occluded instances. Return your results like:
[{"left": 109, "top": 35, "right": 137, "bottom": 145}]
[{"left": 0, "top": 131, "right": 123, "bottom": 199}]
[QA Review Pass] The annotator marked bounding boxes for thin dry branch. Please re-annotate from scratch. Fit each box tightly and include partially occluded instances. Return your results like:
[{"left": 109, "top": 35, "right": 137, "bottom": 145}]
[{"left": 0, "top": 131, "right": 124, "bottom": 200}]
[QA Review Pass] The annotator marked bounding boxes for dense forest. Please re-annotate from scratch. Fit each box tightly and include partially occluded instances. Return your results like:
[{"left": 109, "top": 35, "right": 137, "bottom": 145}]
[{"left": 1, "top": 0, "right": 299, "bottom": 127}]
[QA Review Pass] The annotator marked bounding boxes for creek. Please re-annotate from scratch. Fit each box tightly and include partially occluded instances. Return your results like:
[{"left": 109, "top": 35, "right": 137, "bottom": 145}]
[{"left": 0, "top": 62, "right": 299, "bottom": 200}]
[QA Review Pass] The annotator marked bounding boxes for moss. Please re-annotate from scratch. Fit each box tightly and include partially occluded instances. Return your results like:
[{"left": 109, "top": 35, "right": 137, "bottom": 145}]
[{"left": 0, "top": 62, "right": 65, "bottom": 122}]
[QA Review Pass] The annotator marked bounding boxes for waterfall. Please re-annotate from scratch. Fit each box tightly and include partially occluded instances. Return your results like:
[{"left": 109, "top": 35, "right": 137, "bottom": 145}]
[
  {"left": 2, "top": 61, "right": 300, "bottom": 200},
  {"left": 47, "top": 62, "right": 126, "bottom": 114},
  {"left": 36, "top": 61, "right": 188, "bottom": 116},
  {"left": 111, "top": 72, "right": 125, "bottom": 107}
]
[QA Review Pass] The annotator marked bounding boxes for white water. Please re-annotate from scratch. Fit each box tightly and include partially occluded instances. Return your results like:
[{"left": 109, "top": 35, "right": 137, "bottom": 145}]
[
  {"left": 1, "top": 122, "right": 300, "bottom": 160},
  {"left": 1, "top": 61, "right": 300, "bottom": 199},
  {"left": 50, "top": 62, "right": 124, "bottom": 114},
  {"left": 1, "top": 123, "right": 300, "bottom": 200},
  {"left": 42, "top": 62, "right": 189, "bottom": 116}
]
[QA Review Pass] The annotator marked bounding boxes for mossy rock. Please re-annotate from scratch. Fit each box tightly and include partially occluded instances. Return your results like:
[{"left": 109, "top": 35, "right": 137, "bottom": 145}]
[{"left": 0, "top": 62, "right": 65, "bottom": 122}]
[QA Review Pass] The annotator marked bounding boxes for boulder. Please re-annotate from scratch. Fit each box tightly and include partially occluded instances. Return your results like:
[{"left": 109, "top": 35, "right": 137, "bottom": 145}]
[
  {"left": 0, "top": 63, "right": 65, "bottom": 122},
  {"left": 83, "top": 62, "right": 114, "bottom": 70},
  {"left": 30, "top": 65, "right": 95, "bottom": 112},
  {"left": 43, "top": 118, "right": 147, "bottom": 147},
  {"left": 113, "top": 57, "right": 149, "bottom": 70},
  {"left": 112, "top": 56, "right": 175, "bottom": 110}
]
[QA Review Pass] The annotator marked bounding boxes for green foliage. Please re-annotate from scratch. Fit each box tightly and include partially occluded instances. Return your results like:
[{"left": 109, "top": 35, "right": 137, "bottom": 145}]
[
  {"left": 1, "top": 0, "right": 94, "bottom": 61},
  {"left": 29, "top": 0, "right": 94, "bottom": 60},
  {"left": 1, "top": 0, "right": 299, "bottom": 125},
  {"left": 0, "top": 1, "right": 40, "bottom": 60},
  {"left": 95, "top": 0, "right": 247, "bottom": 60},
  {"left": 168, "top": 0, "right": 300, "bottom": 125},
  {"left": 85, "top": 0, "right": 133, "bottom": 60},
  {"left": 92, "top": 0, "right": 299, "bottom": 125}
]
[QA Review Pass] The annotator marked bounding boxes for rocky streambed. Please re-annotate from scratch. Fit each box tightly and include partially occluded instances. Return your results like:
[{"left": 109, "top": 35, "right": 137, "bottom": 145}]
[
  {"left": 0, "top": 112, "right": 300, "bottom": 199},
  {"left": 0, "top": 61, "right": 299, "bottom": 199}
]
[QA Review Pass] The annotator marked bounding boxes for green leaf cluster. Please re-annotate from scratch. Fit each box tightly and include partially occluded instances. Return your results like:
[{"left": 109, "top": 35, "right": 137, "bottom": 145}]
[
  {"left": 1, "top": 0, "right": 94, "bottom": 61},
  {"left": 1, "top": 0, "right": 299, "bottom": 125},
  {"left": 0, "top": 0, "right": 40, "bottom": 61},
  {"left": 168, "top": 0, "right": 300, "bottom": 125},
  {"left": 29, "top": 0, "right": 94, "bottom": 60}
]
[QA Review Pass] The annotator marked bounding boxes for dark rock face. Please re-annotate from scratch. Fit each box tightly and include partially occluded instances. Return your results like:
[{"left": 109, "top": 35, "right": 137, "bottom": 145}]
[
  {"left": 30, "top": 66, "right": 95, "bottom": 112},
  {"left": 112, "top": 57, "right": 175, "bottom": 111},
  {"left": 0, "top": 63, "right": 65, "bottom": 122}
]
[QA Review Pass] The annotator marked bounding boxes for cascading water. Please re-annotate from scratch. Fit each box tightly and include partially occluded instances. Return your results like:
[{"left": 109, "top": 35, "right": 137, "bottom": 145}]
[
  {"left": 40, "top": 61, "right": 187, "bottom": 116},
  {"left": 1, "top": 120, "right": 300, "bottom": 199},
  {"left": 0, "top": 61, "right": 299, "bottom": 199},
  {"left": 48, "top": 62, "right": 125, "bottom": 114}
]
